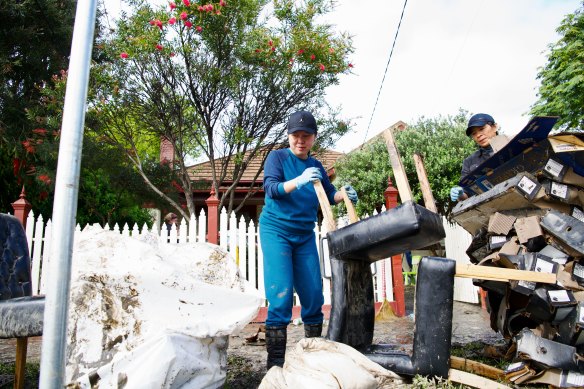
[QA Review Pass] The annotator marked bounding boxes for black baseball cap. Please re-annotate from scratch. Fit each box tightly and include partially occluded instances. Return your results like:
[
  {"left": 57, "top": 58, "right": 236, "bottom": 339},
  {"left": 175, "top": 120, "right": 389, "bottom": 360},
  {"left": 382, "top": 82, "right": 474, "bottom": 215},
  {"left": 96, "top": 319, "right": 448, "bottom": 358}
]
[
  {"left": 466, "top": 113, "right": 495, "bottom": 136},
  {"left": 287, "top": 110, "right": 317, "bottom": 134}
]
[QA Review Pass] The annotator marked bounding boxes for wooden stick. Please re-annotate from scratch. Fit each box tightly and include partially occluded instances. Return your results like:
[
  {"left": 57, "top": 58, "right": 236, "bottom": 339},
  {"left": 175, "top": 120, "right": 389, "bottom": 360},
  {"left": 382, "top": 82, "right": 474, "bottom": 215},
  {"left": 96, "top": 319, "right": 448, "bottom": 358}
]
[
  {"left": 455, "top": 263, "right": 556, "bottom": 284},
  {"left": 15, "top": 337, "right": 28, "bottom": 389},
  {"left": 382, "top": 126, "right": 413, "bottom": 203},
  {"left": 340, "top": 187, "right": 359, "bottom": 223},
  {"left": 450, "top": 356, "right": 505, "bottom": 381},
  {"left": 313, "top": 180, "right": 336, "bottom": 232},
  {"left": 449, "top": 368, "right": 511, "bottom": 389},
  {"left": 413, "top": 153, "right": 438, "bottom": 213}
]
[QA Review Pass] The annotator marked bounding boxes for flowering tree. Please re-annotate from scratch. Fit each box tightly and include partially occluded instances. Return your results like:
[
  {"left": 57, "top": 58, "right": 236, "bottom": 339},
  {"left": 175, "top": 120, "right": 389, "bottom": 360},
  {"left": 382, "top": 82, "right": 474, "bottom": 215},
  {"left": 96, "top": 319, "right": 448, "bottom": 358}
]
[
  {"left": 0, "top": 0, "right": 75, "bottom": 212},
  {"left": 92, "top": 0, "right": 353, "bottom": 220}
]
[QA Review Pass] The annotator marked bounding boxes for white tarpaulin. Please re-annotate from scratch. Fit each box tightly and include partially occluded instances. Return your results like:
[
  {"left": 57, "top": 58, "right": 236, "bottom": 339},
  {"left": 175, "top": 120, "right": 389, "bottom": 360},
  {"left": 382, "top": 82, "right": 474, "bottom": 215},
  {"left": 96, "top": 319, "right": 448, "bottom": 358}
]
[
  {"left": 63, "top": 226, "right": 263, "bottom": 388},
  {"left": 259, "top": 338, "right": 405, "bottom": 389}
]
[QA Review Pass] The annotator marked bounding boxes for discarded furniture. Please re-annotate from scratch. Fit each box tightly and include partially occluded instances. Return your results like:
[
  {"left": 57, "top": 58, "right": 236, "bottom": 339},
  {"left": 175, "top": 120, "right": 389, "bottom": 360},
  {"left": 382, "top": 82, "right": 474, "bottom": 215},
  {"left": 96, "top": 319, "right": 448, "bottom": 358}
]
[
  {"left": 0, "top": 213, "right": 45, "bottom": 389},
  {"left": 323, "top": 200, "right": 453, "bottom": 378}
]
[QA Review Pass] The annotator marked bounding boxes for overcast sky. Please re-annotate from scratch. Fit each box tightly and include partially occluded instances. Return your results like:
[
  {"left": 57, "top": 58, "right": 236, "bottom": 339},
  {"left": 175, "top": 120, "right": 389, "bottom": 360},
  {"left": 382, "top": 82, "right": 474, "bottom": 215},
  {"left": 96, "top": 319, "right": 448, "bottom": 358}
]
[
  {"left": 322, "top": 0, "right": 580, "bottom": 152},
  {"left": 103, "top": 0, "right": 581, "bottom": 152}
]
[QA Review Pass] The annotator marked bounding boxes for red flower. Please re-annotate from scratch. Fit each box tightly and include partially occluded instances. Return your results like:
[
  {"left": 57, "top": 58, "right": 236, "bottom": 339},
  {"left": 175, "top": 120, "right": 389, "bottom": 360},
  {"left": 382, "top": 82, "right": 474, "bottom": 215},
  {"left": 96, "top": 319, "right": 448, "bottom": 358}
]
[
  {"left": 170, "top": 52, "right": 176, "bottom": 57},
  {"left": 329, "top": 48, "right": 334, "bottom": 53},
  {"left": 149, "top": 20, "right": 155, "bottom": 25},
  {"left": 170, "top": 2, "right": 176, "bottom": 9},
  {"left": 196, "top": 25, "right": 202, "bottom": 32},
  {"left": 180, "top": 11, "right": 188, "bottom": 20},
  {"left": 168, "top": 17, "right": 176, "bottom": 24},
  {"left": 155, "top": 19, "right": 163, "bottom": 29},
  {"left": 297, "top": 49, "right": 304, "bottom": 55},
  {"left": 319, "top": 63, "right": 325, "bottom": 72},
  {"left": 268, "top": 40, "right": 273, "bottom": 46},
  {"left": 183, "top": 0, "right": 190, "bottom": 6},
  {"left": 156, "top": 44, "right": 163, "bottom": 51},
  {"left": 171, "top": 180, "right": 184, "bottom": 192},
  {"left": 348, "top": 63, "right": 354, "bottom": 68},
  {"left": 255, "top": 48, "right": 261, "bottom": 53},
  {"left": 198, "top": 5, "right": 204, "bottom": 11},
  {"left": 270, "top": 46, "right": 275, "bottom": 52},
  {"left": 120, "top": 52, "right": 129, "bottom": 59},
  {"left": 215, "top": 10, "right": 221, "bottom": 15},
  {"left": 38, "top": 174, "right": 52, "bottom": 185},
  {"left": 310, "top": 54, "right": 316, "bottom": 61},
  {"left": 32, "top": 128, "right": 48, "bottom": 136},
  {"left": 219, "top": 0, "right": 226, "bottom": 6},
  {"left": 185, "top": 20, "right": 193, "bottom": 28},
  {"left": 12, "top": 158, "right": 21, "bottom": 176},
  {"left": 206, "top": 4, "right": 214, "bottom": 11}
]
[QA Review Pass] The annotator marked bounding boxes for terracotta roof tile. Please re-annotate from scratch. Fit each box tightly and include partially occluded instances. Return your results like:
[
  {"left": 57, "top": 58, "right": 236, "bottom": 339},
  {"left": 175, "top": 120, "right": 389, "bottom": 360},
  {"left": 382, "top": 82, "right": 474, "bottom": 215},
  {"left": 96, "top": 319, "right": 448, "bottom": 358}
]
[{"left": 187, "top": 147, "right": 344, "bottom": 183}]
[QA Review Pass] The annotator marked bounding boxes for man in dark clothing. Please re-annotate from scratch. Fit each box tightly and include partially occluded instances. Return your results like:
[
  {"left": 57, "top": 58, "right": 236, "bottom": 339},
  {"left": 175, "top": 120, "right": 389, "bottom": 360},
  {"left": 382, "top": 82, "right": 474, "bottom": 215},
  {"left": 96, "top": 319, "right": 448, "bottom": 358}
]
[{"left": 450, "top": 113, "right": 499, "bottom": 201}]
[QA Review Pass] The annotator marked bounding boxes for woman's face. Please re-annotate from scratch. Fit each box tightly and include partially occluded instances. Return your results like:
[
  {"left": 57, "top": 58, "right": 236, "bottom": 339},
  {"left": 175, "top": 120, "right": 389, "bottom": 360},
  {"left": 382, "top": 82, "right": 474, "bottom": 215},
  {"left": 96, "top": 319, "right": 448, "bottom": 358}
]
[
  {"left": 288, "top": 131, "right": 316, "bottom": 159},
  {"left": 469, "top": 123, "right": 498, "bottom": 148}
]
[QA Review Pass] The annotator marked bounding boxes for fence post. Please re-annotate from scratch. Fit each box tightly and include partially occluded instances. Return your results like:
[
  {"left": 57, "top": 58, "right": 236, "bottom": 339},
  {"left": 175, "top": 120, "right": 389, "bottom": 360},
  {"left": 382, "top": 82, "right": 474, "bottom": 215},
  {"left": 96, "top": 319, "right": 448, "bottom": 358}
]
[
  {"left": 11, "top": 187, "right": 32, "bottom": 228},
  {"left": 205, "top": 187, "right": 220, "bottom": 244},
  {"left": 383, "top": 177, "right": 406, "bottom": 317}
]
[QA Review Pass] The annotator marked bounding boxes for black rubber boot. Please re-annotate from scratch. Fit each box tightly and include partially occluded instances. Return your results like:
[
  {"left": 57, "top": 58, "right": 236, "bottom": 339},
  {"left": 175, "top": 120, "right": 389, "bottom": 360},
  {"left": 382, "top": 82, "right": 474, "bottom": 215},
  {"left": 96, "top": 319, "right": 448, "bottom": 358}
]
[
  {"left": 304, "top": 323, "right": 322, "bottom": 338},
  {"left": 266, "top": 325, "right": 287, "bottom": 369}
]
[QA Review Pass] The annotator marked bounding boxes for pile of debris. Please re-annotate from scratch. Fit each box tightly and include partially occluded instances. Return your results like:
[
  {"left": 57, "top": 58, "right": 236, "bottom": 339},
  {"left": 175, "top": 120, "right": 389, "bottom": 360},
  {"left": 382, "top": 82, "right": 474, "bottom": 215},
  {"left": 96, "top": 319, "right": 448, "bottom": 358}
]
[{"left": 452, "top": 117, "right": 584, "bottom": 387}]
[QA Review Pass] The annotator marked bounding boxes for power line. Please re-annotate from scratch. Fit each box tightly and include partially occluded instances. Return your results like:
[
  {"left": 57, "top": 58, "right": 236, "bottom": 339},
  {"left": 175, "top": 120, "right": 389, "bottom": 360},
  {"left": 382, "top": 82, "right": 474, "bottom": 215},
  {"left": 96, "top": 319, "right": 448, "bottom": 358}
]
[{"left": 362, "top": 0, "right": 408, "bottom": 144}]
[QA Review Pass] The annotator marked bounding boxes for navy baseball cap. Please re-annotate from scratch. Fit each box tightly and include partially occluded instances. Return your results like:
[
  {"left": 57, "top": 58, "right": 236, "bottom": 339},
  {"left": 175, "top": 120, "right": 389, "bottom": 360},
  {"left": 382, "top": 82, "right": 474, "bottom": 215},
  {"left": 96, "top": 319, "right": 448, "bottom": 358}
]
[
  {"left": 287, "top": 110, "right": 317, "bottom": 134},
  {"left": 466, "top": 113, "right": 495, "bottom": 136}
]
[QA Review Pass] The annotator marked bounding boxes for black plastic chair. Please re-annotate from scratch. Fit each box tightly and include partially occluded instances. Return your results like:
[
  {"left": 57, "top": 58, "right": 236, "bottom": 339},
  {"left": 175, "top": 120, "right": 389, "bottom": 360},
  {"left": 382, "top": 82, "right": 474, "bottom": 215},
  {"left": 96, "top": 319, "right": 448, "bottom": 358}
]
[{"left": 0, "top": 214, "right": 44, "bottom": 389}]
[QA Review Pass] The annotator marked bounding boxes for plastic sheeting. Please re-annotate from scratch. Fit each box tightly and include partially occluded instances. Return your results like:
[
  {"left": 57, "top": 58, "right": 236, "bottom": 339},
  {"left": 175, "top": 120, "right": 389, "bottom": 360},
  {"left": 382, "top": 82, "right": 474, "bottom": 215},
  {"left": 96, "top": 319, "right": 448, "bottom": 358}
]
[
  {"left": 259, "top": 338, "right": 405, "bottom": 389},
  {"left": 63, "top": 226, "right": 263, "bottom": 388}
]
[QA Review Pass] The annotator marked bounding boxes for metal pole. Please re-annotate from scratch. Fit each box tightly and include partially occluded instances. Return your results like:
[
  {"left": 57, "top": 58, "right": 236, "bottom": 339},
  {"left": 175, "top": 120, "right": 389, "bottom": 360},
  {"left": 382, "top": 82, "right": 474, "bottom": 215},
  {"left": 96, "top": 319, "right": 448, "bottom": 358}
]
[{"left": 39, "top": 0, "right": 97, "bottom": 386}]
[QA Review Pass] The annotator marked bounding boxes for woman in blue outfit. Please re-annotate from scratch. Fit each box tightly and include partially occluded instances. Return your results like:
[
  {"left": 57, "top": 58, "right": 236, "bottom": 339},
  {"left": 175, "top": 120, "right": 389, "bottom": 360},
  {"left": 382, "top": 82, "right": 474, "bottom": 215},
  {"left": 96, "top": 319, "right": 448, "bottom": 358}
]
[{"left": 260, "top": 110, "right": 358, "bottom": 369}]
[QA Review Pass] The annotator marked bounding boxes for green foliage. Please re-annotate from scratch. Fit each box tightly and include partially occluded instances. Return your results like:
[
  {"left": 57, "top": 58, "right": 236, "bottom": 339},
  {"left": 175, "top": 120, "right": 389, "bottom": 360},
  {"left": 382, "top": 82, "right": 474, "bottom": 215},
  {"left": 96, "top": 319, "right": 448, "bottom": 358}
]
[
  {"left": 333, "top": 140, "right": 393, "bottom": 217},
  {"left": 91, "top": 0, "right": 353, "bottom": 217},
  {"left": 531, "top": 3, "right": 584, "bottom": 131},
  {"left": 18, "top": 69, "right": 155, "bottom": 228},
  {"left": 334, "top": 111, "right": 476, "bottom": 217},
  {"left": 0, "top": 0, "right": 75, "bottom": 212}
]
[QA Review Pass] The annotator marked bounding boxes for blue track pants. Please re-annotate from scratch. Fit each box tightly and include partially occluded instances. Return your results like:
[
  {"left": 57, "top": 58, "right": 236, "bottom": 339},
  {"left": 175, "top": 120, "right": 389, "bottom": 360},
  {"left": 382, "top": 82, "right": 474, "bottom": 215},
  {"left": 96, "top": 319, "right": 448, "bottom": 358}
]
[{"left": 260, "top": 224, "right": 324, "bottom": 327}]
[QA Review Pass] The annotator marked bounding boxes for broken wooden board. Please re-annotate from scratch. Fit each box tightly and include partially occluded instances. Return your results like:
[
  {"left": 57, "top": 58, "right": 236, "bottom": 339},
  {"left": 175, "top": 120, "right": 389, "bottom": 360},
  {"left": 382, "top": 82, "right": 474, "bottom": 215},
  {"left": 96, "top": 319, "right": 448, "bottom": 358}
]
[
  {"left": 314, "top": 180, "right": 336, "bottom": 232},
  {"left": 450, "top": 356, "right": 505, "bottom": 381},
  {"left": 413, "top": 153, "right": 438, "bottom": 213},
  {"left": 449, "top": 368, "right": 511, "bottom": 389},
  {"left": 455, "top": 263, "right": 556, "bottom": 284},
  {"left": 382, "top": 125, "right": 413, "bottom": 203}
]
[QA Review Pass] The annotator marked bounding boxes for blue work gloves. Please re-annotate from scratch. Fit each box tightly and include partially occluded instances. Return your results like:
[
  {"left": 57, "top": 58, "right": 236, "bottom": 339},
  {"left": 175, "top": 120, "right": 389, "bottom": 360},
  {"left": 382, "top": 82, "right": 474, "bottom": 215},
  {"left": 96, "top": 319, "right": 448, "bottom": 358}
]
[
  {"left": 450, "top": 186, "right": 464, "bottom": 202},
  {"left": 344, "top": 185, "right": 358, "bottom": 204},
  {"left": 296, "top": 167, "right": 322, "bottom": 189}
]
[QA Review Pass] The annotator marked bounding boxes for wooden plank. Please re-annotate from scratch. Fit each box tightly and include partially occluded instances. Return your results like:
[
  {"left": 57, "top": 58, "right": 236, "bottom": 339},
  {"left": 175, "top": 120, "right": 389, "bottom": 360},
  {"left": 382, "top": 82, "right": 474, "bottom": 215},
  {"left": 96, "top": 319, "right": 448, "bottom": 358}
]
[
  {"left": 413, "top": 153, "right": 437, "bottom": 213},
  {"left": 450, "top": 356, "right": 505, "bottom": 381},
  {"left": 455, "top": 263, "right": 556, "bottom": 284},
  {"left": 15, "top": 337, "right": 28, "bottom": 389},
  {"left": 382, "top": 126, "right": 413, "bottom": 203},
  {"left": 313, "top": 180, "right": 336, "bottom": 232},
  {"left": 449, "top": 368, "right": 511, "bottom": 389},
  {"left": 340, "top": 186, "right": 359, "bottom": 223}
]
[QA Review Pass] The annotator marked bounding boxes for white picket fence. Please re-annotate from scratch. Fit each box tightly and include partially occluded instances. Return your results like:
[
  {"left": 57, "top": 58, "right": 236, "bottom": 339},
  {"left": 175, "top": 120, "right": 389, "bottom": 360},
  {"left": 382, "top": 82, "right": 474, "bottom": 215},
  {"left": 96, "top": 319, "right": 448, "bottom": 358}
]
[{"left": 13, "top": 206, "right": 477, "bottom": 305}]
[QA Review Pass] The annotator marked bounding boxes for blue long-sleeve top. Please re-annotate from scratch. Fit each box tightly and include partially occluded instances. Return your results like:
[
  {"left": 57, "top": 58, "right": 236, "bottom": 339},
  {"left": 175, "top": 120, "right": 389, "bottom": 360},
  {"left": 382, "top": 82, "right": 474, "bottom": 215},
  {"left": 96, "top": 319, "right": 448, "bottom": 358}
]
[{"left": 260, "top": 148, "right": 337, "bottom": 234}]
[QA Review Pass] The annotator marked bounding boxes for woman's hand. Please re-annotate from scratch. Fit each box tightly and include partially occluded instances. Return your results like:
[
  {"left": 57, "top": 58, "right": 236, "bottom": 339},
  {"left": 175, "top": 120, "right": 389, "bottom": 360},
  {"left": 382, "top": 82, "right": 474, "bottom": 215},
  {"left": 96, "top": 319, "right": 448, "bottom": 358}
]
[
  {"left": 344, "top": 185, "right": 358, "bottom": 204},
  {"left": 295, "top": 167, "right": 322, "bottom": 189}
]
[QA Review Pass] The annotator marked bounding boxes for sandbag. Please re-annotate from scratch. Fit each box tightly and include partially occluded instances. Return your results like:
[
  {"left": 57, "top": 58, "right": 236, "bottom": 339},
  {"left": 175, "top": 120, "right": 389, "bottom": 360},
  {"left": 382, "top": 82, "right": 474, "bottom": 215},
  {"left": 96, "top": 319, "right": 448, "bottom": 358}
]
[{"left": 259, "top": 338, "right": 404, "bottom": 389}]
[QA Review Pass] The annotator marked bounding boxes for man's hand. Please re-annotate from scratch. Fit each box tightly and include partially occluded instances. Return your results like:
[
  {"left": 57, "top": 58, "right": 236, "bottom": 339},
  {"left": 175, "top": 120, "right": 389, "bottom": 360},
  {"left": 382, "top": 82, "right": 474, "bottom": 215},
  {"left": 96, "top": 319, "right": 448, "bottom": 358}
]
[
  {"left": 450, "top": 186, "right": 464, "bottom": 202},
  {"left": 296, "top": 167, "right": 322, "bottom": 189},
  {"left": 344, "top": 185, "right": 358, "bottom": 204}
]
